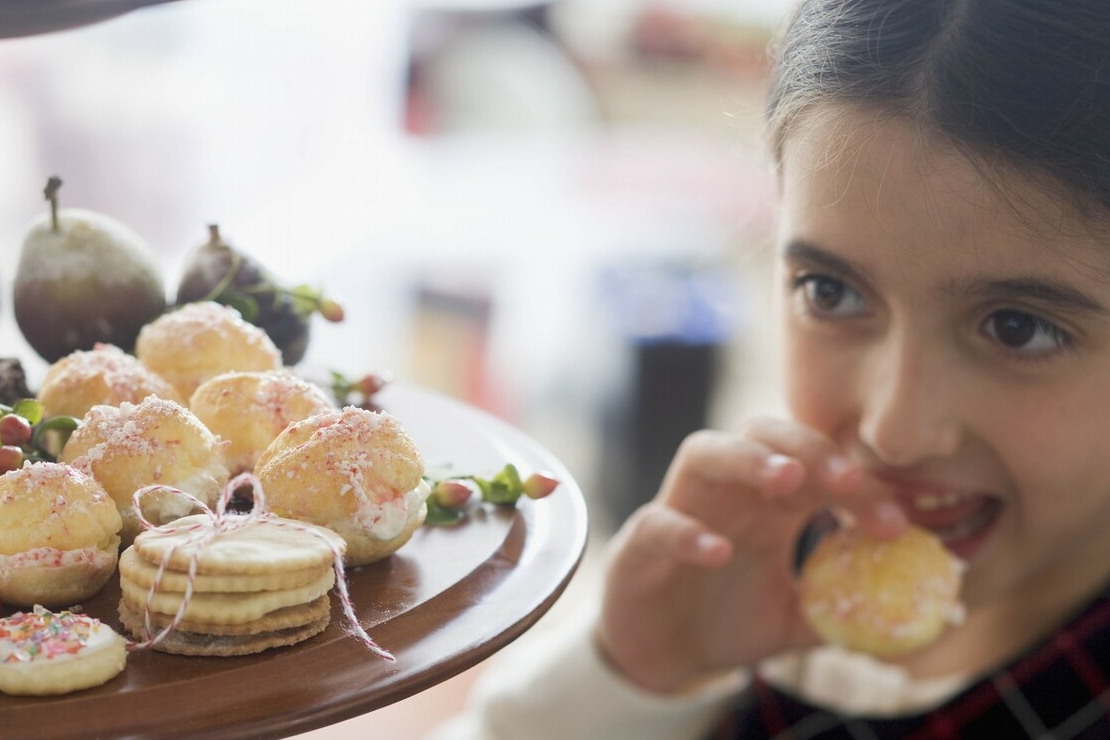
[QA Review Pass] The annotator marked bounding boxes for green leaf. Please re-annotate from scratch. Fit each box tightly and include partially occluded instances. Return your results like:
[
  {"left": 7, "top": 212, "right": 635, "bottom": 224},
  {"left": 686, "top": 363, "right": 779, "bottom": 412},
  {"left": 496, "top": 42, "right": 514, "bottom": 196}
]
[
  {"left": 220, "top": 290, "right": 260, "bottom": 323},
  {"left": 284, "top": 284, "right": 322, "bottom": 317},
  {"left": 479, "top": 465, "right": 524, "bottom": 506},
  {"left": 31, "top": 415, "right": 80, "bottom": 460},
  {"left": 424, "top": 497, "right": 466, "bottom": 526},
  {"left": 13, "top": 399, "right": 43, "bottom": 426},
  {"left": 493, "top": 463, "right": 523, "bottom": 490},
  {"left": 291, "top": 284, "right": 321, "bottom": 299}
]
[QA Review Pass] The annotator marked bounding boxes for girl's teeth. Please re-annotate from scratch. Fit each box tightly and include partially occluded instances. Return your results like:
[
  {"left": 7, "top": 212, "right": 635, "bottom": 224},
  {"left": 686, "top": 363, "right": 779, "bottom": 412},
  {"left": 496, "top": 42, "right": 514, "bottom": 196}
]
[
  {"left": 934, "top": 505, "right": 996, "bottom": 543},
  {"left": 912, "top": 493, "right": 963, "bottom": 511}
]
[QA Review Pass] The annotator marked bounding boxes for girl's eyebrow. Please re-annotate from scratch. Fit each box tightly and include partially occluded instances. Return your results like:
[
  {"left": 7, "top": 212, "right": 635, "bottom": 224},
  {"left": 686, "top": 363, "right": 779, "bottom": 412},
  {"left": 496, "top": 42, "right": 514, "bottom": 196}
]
[
  {"left": 780, "top": 239, "right": 1108, "bottom": 315},
  {"left": 779, "top": 240, "right": 865, "bottom": 279},
  {"left": 945, "top": 278, "right": 1110, "bottom": 315}
]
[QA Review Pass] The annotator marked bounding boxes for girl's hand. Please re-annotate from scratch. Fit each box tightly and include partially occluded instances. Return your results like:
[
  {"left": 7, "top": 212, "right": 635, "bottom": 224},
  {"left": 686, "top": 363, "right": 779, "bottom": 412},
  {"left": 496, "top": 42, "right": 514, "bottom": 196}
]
[{"left": 594, "top": 418, "right": 906, "bottom": 694}]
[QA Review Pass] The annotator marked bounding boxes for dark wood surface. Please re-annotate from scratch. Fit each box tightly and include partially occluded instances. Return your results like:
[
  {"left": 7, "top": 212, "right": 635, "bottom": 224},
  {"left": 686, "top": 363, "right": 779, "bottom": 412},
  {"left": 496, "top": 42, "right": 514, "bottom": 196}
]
[
  {"left": 2, "top": 384, "right": 590, "bottom": 739},
  {"left": 0, "top": 0, "right": 185, "bottom": 38}
]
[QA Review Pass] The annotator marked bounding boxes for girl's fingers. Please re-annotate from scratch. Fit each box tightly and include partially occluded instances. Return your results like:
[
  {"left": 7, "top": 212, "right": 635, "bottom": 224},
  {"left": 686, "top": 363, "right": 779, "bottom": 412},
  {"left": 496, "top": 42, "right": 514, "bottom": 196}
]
[
  {"left": 672, "top": 420, "right": 883, "bottom": 501},
  {"left": 669, "top": 430, "right": 805, "bottom": 498},
  {"left": 851, "top": 500, "right": 909, "bottom": 538},
  {"left": 667, "top": 420, "right": 904, "bottom": 537},
  {"left": 735, "top": 418, "right": 874, "bottom": 496},
  {"left": 618, "top": 503, "right": 734, "bottom": 570}
]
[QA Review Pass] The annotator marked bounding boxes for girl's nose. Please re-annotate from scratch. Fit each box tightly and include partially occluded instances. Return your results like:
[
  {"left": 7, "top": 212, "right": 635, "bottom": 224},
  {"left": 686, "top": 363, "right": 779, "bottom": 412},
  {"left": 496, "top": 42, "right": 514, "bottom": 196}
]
[{"left": 857, "top": 335, "right": 963, "bottom": 468}]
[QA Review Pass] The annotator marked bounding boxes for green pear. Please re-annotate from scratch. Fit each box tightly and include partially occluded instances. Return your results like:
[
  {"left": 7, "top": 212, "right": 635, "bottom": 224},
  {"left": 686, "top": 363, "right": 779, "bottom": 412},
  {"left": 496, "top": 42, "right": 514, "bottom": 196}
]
[{"left": 14, "top": 177, "right": 166, "bottom": 362}]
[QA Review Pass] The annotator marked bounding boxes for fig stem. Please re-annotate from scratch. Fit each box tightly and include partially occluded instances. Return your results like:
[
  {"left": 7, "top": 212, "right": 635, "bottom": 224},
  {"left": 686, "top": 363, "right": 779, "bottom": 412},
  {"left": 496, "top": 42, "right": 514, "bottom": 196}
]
[
  {"left": 200, "top": 250, "right": 242, "bottom": 305},
  {"left": 43, "top": 176, "right": 63, "bottom": 232},
  {"left": 208, "top": 223, "right": 220, "bottom": 242}
]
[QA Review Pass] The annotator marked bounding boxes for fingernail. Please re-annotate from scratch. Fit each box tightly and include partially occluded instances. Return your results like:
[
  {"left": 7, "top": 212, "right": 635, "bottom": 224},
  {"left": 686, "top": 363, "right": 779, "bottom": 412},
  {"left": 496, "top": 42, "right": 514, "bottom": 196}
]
[
  {"left": 694, "top": 532, "right": 730, "bottom": 563},
  {"left": 824, "top": 455, "right": 855, "bottom": 482},
  {"left": 696, "top": 532, "right": 723, "bottom": 553},
  {"left": 761, "top": 454, "right": 796, "bottom": 486},
  {"left": 766, "top": 454, "right": 793, "bottom": 473}
]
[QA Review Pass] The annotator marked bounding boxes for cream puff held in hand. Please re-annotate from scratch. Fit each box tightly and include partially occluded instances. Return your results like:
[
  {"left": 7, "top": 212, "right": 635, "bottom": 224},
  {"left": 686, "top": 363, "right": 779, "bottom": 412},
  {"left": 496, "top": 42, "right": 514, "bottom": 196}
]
[{"left": 799, "top": 524, "right": 965, "bottom": 658}]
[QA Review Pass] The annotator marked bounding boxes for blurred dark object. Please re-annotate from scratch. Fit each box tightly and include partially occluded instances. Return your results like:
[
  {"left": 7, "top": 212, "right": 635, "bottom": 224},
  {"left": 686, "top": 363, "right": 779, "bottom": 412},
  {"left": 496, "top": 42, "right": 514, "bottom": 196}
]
[
  {"left": 598, "top": 262, "right": 736, "bottom": 530},
  {"left": 0, "top": 359, "right": 33, "bottom": 405},
  {"left": 0, "top": 0, "right": 184, "bottom": 39}
]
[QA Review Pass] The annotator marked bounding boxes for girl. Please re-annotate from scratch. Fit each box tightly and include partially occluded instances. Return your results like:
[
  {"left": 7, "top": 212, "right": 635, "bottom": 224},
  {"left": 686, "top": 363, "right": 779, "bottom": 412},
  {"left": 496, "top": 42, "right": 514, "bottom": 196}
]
[{"left": 431, "top": 0, "right": 1110, "bottom": 737}]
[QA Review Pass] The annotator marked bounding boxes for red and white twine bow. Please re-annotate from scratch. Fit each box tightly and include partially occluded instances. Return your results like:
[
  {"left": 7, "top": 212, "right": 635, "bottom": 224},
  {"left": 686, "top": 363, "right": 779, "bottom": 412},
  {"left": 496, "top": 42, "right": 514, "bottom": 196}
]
[{"left": 127, "top": 472, "right": 395, "bottom": 661}]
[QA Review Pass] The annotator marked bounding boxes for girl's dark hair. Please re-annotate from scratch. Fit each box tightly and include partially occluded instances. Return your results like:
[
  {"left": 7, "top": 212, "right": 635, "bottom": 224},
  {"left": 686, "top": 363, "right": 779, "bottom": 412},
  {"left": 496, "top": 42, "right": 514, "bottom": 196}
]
[{"left": 767, "top": 0, "right": 1110, "bottom": 214}]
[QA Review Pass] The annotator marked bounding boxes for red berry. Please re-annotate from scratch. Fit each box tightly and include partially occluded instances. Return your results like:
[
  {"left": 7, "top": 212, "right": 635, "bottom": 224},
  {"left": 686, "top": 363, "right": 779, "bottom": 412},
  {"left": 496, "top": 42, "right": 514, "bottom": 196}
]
[
  {"left": 523, "top": 472, "right": 559, "bottom": 500},
  {"left": 433, "top": 480, "right": 473, "bottom": 508},
  {"left": 0, "top": 415, "right": 32, "bottom": 446},
  {"left": 319, "top": 298, "right": 345, "bottom": 323},
  {"left": 0, "top": 445, "right": 24, "bottom": 474},
  {"left": 354, "top": 373, "right": 387, "bottom": 398}
]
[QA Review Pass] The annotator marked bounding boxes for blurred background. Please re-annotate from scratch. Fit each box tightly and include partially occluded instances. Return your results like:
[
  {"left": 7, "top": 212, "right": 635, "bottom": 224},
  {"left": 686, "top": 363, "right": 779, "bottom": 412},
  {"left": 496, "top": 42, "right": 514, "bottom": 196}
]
[{"left": 0, "top": 0, "right": 792, "bottom": 735}]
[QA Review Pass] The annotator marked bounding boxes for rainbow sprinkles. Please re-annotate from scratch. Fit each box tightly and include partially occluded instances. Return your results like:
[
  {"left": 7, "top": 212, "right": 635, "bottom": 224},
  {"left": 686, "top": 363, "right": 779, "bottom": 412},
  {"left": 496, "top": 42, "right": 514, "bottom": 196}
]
[{"left": 0, "top": 606, "right": 128, "bottom": 695}]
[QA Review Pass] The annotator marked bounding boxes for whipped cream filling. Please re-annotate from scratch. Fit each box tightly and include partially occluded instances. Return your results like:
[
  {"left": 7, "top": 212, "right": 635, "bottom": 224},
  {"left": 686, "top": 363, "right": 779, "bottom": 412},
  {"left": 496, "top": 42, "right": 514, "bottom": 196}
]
[
  {"left": 130, "top": 468, "right": 223, "bottom": 524},
  {"left": 352, "top": 480, "right": 430, "bottom": 540},
  {"left": 0, "top": 545, "right": 115, "bottom": 574}
]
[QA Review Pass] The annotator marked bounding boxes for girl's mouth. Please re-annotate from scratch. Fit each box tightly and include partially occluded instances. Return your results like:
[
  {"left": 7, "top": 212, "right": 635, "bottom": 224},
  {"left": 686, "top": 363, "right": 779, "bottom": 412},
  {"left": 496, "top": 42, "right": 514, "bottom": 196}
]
[{"left": 898, "top": 491, "right": 1004, "bottom": 561}]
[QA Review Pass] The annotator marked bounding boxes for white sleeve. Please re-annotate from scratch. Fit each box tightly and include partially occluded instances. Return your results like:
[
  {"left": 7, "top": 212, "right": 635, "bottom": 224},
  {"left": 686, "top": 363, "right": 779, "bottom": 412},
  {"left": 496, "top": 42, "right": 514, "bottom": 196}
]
[{"left": 424, "top": 609, "right": 748, "bottom": 740}]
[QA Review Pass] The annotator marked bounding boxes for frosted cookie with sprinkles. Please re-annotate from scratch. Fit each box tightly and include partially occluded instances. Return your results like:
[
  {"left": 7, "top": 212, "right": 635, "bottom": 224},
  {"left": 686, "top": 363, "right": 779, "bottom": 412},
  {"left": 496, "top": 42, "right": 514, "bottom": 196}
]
[
  {"left": 37, "top": 343, "right": 184, "bottom": 420},
  {"left": 59, "top": 396, "right": 230, "bottom": 545},
  {"left": 135, "top": 301, "right": 282, "bottom": 399},
  {"left": 0, "top": 607, "right": 127, "bottom": 696},
  {"left": 255, "top": 406, "right": 429, "bottom": 566},
  {"left": 189, "top": 369, "right": 335, "bottom": 474},
  {"left": 0, "top": 462, "right": 122, "bottom": 608}
]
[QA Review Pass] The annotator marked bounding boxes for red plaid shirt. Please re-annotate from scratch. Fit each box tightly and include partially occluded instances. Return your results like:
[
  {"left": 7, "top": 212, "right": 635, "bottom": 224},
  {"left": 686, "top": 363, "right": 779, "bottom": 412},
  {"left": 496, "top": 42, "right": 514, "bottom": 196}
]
[{"left": 714, "top": 591, "right": 1110, "bottom": 739}]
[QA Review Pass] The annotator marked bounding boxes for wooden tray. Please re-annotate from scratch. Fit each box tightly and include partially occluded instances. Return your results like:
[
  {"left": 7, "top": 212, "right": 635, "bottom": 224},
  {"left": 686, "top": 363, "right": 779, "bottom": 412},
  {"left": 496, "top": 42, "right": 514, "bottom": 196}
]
[{"left": 2, "top": 384, "right": 589, "bottom": 739}]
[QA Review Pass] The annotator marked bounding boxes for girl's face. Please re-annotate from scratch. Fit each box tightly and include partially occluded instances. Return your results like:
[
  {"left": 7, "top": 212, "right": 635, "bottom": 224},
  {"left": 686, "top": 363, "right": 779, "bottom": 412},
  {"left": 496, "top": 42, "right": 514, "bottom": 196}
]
[{"left": 779, "top": 108, "right": 1110, "bottom": 635}]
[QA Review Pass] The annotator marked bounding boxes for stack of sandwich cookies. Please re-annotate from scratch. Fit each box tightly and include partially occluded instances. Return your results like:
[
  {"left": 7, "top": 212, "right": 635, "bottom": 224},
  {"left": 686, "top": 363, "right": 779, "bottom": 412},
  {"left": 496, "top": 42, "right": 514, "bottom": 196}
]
[{"left": 117, "top": 512, "right": 345, "bottom": 656}]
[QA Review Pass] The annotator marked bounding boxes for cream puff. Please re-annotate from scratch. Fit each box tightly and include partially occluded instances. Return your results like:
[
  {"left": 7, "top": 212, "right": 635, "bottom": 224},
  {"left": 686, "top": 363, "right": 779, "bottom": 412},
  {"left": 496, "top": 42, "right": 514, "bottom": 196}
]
[
  {"left": 255, "top": 407, "right": 428, "bottom": 565},
  {"left": 37, "top": 343, "right": 184, "bottom": 420},
  {"left": 59, "top": 395, "right": 230, "bottom": 545},
  {"left": 135, "top": 301, "right": 282, "bottom": 399},
  {"left": 799, "top": 524, "right": 964, "bottom": 658},
  {"left": 189, "top": 370, "right": 335, "bottom": 474},
  {"left": 0, "top": 462, "right": 122, "bottom": 608}
]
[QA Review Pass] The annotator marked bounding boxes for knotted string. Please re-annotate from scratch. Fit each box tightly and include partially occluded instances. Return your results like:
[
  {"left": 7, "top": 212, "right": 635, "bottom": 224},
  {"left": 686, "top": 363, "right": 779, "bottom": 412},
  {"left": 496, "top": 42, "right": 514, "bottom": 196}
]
[{"left": 126, "top": 472, "right": 395, "bottom": 661}]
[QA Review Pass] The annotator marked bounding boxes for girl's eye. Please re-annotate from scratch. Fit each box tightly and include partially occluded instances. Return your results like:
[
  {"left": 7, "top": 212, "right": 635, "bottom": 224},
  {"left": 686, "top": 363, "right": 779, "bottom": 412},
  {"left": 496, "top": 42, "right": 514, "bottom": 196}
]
[
  {"left": 793, "top": 274, "right": 868, "bottom": 317},
  {"left": 981, "top": 310, "right": 1073, "bottom": 355}
]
